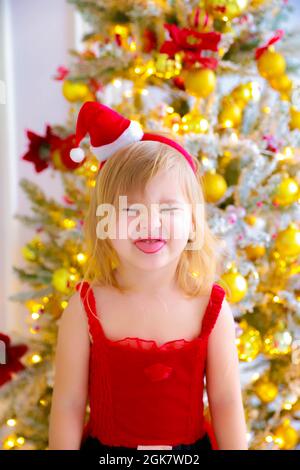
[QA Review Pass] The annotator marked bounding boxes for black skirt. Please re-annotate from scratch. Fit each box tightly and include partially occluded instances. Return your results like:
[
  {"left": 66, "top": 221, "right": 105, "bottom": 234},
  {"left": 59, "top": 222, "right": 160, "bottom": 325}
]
[{"left": 80, "top": 433, "right": 212, "bottom": 452}]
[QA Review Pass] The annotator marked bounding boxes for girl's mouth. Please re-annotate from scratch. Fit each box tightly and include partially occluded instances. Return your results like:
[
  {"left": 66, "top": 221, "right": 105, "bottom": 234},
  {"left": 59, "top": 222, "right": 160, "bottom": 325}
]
[{"left": 134, "top": 239, "right": 167, "bottom": 254}]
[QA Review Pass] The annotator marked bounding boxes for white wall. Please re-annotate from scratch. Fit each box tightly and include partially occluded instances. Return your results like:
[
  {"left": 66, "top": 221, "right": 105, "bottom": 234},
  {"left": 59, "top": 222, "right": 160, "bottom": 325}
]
[{"left": 0, "top": 0, "right": 78, "bottom": 335}]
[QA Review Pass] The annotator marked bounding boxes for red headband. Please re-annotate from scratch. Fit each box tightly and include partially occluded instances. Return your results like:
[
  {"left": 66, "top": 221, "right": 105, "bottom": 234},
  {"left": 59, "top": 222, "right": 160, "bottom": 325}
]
[{"left": 70, "top": 101, "right": 196, "bottom": 174}]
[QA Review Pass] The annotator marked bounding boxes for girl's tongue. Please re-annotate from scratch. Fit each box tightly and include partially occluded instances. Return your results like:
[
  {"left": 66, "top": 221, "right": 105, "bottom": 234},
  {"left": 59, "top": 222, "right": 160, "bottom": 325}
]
[{"left": 134, "top": 239, "right": 166, "bottom": 254}]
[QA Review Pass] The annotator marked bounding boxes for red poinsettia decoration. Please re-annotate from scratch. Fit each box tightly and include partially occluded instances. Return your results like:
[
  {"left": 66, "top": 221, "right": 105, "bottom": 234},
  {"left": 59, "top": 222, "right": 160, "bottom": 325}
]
[
  {"left": 22, "top": 125, "right": 56, "bottom": 172},
  {"left": 22, "top": 126, "right": 83, "bottom": 173},
  {"left": 0, "top": 333, "right": 28, "bottom": 387},
  {"left": 160, "top": 23, "right": 221, "bottom": 69}
]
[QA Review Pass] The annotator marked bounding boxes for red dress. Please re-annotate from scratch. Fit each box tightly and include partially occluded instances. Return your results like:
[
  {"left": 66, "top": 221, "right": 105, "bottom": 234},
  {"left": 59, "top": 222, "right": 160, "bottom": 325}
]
[{"left": 75, "top": 280, "right": 226, "bottom": 450}]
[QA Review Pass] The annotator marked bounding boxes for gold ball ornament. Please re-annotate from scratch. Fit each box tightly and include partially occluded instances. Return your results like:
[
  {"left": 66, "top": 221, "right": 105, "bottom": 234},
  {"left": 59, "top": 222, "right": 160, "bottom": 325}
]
[
  {"left": 25, "top": 300, "right": 41, "bottom": 312},
  {"left": 275, "top": 224, "right": 300, "bottom": 257},
  {"left": 183, "top": 68, "right": 216, "bottom": 98},
  {"left": 52, "top": 268, "right": 76, "bottom": 294},
  {"left": 236, "top": 320, "right": 262, "bottom": 361},
  {"left": 62, "top": 80, "right": 90, "bottom": 103},
  {"left": 219, "top": 102, "right": 243, "bottom": 128},
  {"left": 280, "top": 91, "right": 291, "bottom": 102},
  {"left": 244, "top": 214, "right": 258, "bottom": 226},
  {"left": 202, "top": 171, "right": 227, "bottom": 203},
  {"left": 257, "top": 49, "right": 286, "bottom": 79},
  {"left": 245, "top": 244, "right": 266, "bottom": 260},
  {"left": 273, "top": 177, "right": 299, "bottom": 206},
  {"left": 254, "top": 379, "right": 278, "bottom": 403},
  {"left": 290, "top": 106, "right": 300, "bottom": 130},
  {"left": 263, "top": 323, "right": 292, "bottom": 357},
  {"left": 231, "top": 84, "right": 252, "bottom": 107},
  {"left": 269, "top": 75, "right": 292, "bottom": 92},
  {"left": 274, "top": 420, "right": 299, "bottom": 450},
  {"left": 205, "top": 0, "right": 249, "bottom": 20},
  {"left": 220, "top": 270, "right": 248, "bottom": 303}
]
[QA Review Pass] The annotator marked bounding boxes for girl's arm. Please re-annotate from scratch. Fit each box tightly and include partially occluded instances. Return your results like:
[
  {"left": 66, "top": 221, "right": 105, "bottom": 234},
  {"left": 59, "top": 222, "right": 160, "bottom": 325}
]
[
  {"left": 48, "top": 292, "right": 90, "bottom": 450},
  {"left": 205, "top": 299, "right": 248, "bottom": 450}
]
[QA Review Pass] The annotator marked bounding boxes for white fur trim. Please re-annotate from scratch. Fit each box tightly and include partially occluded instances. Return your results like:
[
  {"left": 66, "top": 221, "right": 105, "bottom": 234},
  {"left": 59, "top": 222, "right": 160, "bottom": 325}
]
[{"left": 90, "top": 120, "right": 144, "bottom": 161}]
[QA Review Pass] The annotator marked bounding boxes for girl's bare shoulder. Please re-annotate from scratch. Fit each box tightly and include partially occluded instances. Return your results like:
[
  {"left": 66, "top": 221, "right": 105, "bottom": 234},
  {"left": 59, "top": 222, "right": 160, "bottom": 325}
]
[{"left": 57, "top": 290, "right": 90, "bottom": 340}]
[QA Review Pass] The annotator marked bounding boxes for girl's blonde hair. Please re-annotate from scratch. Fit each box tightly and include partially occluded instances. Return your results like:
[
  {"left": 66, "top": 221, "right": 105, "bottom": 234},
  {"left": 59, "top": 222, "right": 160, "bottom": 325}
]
[{"left": 82, "top": 132, "right": 226, "bottom": 297}]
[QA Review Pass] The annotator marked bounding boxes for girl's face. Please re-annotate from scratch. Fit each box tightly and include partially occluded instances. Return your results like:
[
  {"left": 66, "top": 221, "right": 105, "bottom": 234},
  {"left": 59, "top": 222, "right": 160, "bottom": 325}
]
[{"left": 109, "top": 169, "right": 193, "bottom": 272}]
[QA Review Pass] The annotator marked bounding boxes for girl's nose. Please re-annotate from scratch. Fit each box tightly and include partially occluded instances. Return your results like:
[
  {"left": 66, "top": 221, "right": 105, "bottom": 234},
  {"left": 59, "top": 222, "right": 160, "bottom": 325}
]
[{"left": 139, "top": 206, "right": 162, "bottom": 233}]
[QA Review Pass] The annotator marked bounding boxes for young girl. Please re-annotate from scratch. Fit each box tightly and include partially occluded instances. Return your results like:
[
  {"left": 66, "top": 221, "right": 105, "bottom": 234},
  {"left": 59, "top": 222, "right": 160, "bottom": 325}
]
[{"left": 48, "top": 102, "right": 248, "bottom": 451}]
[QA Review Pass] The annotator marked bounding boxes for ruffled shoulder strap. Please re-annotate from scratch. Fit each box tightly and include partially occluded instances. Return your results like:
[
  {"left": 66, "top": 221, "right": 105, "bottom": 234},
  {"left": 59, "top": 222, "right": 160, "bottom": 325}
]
[
  {"left": 75, "top": 280, "right": 103, "bottom": 343},
  {"left": 200, "top": 283, "right": 226, "bottom": 339}
]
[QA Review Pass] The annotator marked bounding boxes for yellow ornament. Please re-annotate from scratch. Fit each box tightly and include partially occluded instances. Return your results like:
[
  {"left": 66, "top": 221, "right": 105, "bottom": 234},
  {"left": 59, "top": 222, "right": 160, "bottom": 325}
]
[
  {"left": 275, "top": 224, "right": 300, "bottom": 257},
  {"left": 219, "top": 103, "right": 242, "bottom": 128},
  {"left": 263, "top": 323, "right": 292, "bottom": 357},
  {"left": 254, "top": 379, "right": 278, "bottom": 403},
  {"left": 205, "top": 0, "right": 248, "bottom": 20},
  {"left": 280, "top": 91, "right": 291, "bottom": 102},
  {"left": 236, "top": 320, "right": 262, "bottom": 361},
  {"left": 25, "top": 300, "right": 39, "bottom": 312},
  {"left": 274, "top": 420, "right": 299, "bottom": 450},
  {"left": 181, "top": 111, "right": 209, "bottom": 134},
  {"left": 290, "top": 106, "right": 300, "bottom": 130},
  {"left": 52, "top": 268, "right": 74, "bottom": 294},
  {"left": 231, "top": 84, "right": 252, "bottom": 107},
  {"left": 269, "top": 75, "right": 292, "bottom": 92},
  {"left": 220, "top": 270, "right": 248, "bottom": 303},
  {"left": 257, "top": 49, "right": 286, "bottom": 79},
  {"left": 273, "top": 177, "right": 299, "bottom": 206},
  {"left": 245, "top": 244, "right": 266, "bottom": 260},
  {"left": 244, "top": 214, "right": 258, "bottom": 226},
  {"left": 183, "top": 68, "right": 216, "bottom": 98},
  {"left": 202, "top": 171, "right": 227, "bottom": 203},
  {"left": 62, "top": 80, "right": 90, "bottom": 102}
]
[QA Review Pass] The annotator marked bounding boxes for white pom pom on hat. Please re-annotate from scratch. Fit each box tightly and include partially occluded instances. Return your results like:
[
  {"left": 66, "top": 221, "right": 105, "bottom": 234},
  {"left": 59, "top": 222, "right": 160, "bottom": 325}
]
[
  {"left": 70, "top": 147, "right": 85, "bottom": 163},
  {"left": 70, "top": 101, "right": 196, "bottom": 173}
]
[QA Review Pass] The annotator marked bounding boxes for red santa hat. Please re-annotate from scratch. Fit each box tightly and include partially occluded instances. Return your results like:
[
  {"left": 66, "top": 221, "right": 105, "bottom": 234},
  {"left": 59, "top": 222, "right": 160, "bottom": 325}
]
[{"left": 70, "top": 101, "right": 196, "bottom": 174}]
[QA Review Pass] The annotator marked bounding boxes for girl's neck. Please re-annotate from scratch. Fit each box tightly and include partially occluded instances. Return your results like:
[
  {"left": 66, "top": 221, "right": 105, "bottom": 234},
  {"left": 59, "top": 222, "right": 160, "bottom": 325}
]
[{"left": 114, "top": 262, "right": 179, "bottom": 296}]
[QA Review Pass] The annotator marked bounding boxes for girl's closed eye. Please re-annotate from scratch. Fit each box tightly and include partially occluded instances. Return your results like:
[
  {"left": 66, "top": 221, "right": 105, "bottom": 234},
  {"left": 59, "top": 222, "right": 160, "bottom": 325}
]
[
  {"left": 123, "top": 205, "right": 182, "bottom": 214},
  {"left": 161, "top": 206, "right": 181, "bottom": 211}
]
